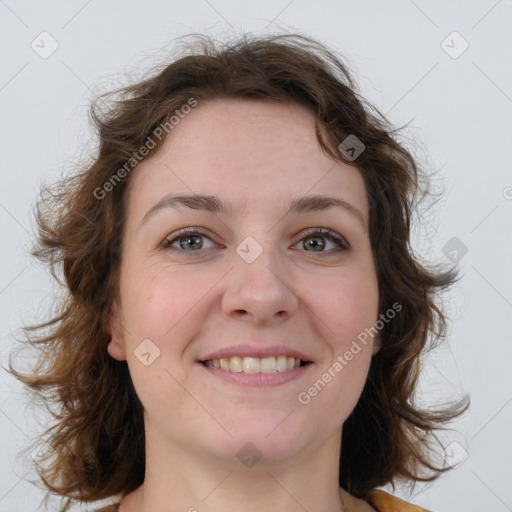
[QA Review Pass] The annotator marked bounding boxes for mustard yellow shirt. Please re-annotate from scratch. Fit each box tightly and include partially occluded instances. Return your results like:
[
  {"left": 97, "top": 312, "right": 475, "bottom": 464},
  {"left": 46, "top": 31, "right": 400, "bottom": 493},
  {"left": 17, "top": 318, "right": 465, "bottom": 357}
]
[{"left": 366, "top": 489, "right": 431, "bottom": 511}]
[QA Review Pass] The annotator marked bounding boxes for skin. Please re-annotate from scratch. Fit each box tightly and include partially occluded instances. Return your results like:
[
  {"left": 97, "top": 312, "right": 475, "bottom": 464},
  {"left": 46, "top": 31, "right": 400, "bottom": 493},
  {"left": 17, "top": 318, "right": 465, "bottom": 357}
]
[{"left": 108, "top": 98, "right": 380, "bottom": 512}]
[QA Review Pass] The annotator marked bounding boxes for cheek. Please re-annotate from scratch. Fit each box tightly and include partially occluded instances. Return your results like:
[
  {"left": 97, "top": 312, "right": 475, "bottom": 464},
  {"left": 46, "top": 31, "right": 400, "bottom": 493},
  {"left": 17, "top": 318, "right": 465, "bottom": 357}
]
[
  {"left": 124, "top": 264, "right": 189, "bottom": 323},
  {"left": 120, "top": 264, "right": 213, "bottom": 356},
  {"left": 299, "top": 273, "right": 378, "bottom": 423},
  {"left": 119, "top": 266, "right": 206, "bottom": 414},
  {"left": 302, "top": 268, "right": 379, "bottom": 348}
]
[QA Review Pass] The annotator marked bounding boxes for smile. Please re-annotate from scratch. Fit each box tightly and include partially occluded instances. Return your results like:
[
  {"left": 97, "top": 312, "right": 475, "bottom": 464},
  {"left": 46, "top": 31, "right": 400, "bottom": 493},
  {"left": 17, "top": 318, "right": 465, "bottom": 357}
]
[{"left": 202, "top": 356, "right": 309, "bottom": 373}]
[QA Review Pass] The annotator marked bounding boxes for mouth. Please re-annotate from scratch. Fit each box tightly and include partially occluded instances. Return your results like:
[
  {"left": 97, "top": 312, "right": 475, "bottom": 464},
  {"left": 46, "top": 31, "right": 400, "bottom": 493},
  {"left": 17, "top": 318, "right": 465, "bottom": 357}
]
[
  {"left": 197, "top": 345, "right": 314, "bottom": 386},
  {"left": 201, "top": 355, "right": 311, "bottom": 373}
]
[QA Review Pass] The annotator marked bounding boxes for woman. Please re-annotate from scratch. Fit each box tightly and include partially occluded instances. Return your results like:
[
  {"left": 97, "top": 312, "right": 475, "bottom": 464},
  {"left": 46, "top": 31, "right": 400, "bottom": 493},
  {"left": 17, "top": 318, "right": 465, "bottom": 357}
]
[{"left": 8, "top": 33, "right": 468, "bottom": 512}]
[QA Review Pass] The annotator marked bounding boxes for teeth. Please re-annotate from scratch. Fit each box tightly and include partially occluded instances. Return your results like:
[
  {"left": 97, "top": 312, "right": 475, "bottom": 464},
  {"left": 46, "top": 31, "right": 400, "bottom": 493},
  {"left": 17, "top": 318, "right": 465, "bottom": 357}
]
[
  {"left": 204, "top": 356, "right": 304, "bottom": 373},
  {"left": 243, "top": 357, "right": 260, "bottom": 373},
  {"left": 260, "top": 357, "right": 276, "bottom": 373},
  {"left": 276, "top": 355, "right": 287, "bottom": 372},
  {"left": 230, "top": 356, "right": 243, "bottom": 372}
]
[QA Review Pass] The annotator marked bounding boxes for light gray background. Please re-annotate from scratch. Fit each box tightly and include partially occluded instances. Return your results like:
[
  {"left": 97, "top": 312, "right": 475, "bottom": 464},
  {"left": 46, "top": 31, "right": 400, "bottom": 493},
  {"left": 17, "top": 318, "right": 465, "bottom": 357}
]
[{"left": 1, "top": 1, "right": 511, "bottom": 511}]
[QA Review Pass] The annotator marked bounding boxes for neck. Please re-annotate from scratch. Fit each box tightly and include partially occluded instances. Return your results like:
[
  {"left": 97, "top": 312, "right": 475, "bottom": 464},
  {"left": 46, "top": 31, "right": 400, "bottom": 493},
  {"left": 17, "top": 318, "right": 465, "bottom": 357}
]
[{"left": 121, "top": 423, "right": 350, "bottom": 512}]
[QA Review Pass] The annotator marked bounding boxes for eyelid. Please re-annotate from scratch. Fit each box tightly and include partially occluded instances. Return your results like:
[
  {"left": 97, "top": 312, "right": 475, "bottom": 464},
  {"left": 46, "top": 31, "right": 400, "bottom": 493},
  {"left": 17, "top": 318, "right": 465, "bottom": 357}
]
[
  {"left": 160, "top": 227, "right": 219, "bottom": 250},
  {"left": 160, "top": 226, "right": 349, "bottom": 254},
  {"left": 296, "top": 227, "right": 350, "bottom": 250}
]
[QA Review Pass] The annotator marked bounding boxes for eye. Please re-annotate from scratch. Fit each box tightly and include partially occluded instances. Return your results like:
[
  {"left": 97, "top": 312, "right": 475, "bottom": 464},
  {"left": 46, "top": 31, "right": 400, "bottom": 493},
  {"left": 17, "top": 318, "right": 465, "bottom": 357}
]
[
  {"left": 293, "top": 228, "right": 348, "bottom": 253},
  {"left": 160, "top": 227, "right": 349, "bottom": 255},
  {"left": 161, "top": 228, "right": 217, "bottom": 253}
]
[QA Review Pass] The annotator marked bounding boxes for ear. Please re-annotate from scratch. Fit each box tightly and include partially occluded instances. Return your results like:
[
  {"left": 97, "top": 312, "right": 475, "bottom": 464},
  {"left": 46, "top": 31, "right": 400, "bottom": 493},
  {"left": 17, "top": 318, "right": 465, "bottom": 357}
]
[
  {"left": 107, "top": 300, "right": 127, "bottom": 361},
  {"left": 371, "top": 333, "right": 381, "bottom": 355}
]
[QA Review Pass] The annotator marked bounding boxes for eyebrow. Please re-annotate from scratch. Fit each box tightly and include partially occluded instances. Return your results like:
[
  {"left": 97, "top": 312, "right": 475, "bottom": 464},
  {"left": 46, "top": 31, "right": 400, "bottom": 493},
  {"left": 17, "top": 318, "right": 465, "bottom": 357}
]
[{"left": 139, "top": 193, "right": 366, "bottom": 229}]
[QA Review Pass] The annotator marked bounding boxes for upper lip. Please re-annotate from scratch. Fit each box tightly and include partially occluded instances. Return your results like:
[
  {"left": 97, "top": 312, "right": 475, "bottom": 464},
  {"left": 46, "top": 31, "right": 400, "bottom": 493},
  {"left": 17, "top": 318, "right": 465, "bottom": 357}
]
[{"left": 199, "top": 344, "right": 313, "bottom": 362}]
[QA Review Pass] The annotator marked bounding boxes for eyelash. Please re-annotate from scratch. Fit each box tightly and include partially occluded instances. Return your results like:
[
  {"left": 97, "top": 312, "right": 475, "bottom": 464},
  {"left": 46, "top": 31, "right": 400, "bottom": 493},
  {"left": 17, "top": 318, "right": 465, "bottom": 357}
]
[{"left": 160, "top": 227, "right": 349, "bottom": 256}]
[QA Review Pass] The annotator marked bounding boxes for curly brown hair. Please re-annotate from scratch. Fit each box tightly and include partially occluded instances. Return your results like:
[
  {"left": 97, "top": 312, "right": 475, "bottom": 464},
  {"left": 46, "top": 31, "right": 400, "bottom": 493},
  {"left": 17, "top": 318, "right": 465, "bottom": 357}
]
[{"left": 7, "top": 33, "right": 469, "bottom": 511}]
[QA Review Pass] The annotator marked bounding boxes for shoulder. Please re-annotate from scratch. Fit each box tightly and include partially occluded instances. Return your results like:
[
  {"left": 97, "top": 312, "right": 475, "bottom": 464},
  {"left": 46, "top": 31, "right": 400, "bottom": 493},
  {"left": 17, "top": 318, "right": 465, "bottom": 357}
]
[{"left": 366, "top": 489, "right": 432, "bottom": 512}]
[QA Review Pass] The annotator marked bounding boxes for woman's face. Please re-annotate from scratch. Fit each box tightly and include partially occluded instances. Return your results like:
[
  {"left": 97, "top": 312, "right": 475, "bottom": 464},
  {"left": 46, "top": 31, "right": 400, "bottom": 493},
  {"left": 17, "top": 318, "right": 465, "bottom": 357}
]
[{"left": 108, "top": 98, "right": 380, "bottom": 467}]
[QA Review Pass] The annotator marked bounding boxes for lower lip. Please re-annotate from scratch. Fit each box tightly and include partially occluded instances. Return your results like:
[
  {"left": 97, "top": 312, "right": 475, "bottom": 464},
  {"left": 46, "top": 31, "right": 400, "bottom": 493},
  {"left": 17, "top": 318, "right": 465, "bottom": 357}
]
[{"left": 197, "top": 362, "right": 313, "bottom": 387}]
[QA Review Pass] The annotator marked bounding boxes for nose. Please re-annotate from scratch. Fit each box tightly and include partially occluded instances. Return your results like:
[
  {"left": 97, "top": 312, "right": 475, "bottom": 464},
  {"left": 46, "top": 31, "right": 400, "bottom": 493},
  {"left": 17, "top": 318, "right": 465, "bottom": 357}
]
[{"left": 221, "top": 242, "right": 299, "bottom": 325}]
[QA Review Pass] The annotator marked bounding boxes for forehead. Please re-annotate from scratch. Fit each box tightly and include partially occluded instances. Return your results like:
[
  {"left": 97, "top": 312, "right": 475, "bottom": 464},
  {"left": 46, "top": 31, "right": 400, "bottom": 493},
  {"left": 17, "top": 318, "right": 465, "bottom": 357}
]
[{"left": 126, "top": 98, "right": 368, "bottom": 223}]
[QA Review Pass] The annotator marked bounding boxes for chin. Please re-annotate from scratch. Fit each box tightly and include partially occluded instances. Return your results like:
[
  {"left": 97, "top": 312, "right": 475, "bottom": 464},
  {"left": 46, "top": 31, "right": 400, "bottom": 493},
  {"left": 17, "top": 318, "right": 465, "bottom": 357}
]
[{"left": 200, "top": 416, "right": 315, "bottom": 466}]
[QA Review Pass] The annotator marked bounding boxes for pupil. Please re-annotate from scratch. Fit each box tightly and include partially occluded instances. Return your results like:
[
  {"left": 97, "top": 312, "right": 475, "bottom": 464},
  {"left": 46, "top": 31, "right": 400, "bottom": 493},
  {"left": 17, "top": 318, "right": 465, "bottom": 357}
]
[
  {"left": 306, "top": 236, "right": 324, "bottom": 251},
  {"left": 180, "top": 235, "right": 202, "bottom": 250}
]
